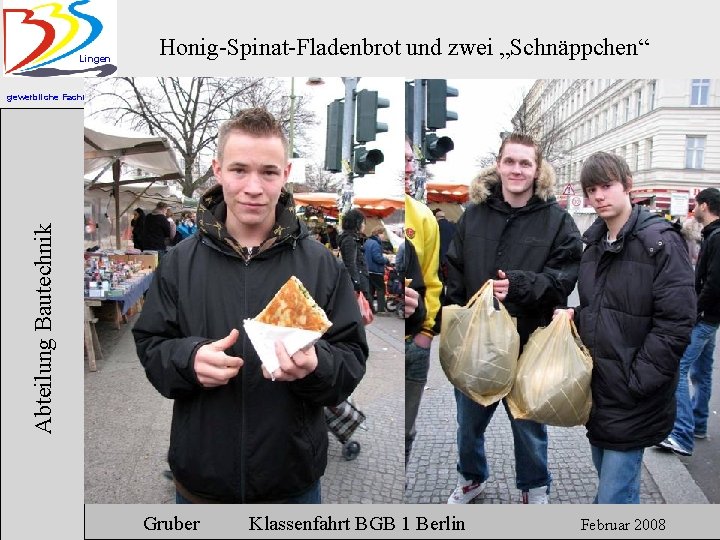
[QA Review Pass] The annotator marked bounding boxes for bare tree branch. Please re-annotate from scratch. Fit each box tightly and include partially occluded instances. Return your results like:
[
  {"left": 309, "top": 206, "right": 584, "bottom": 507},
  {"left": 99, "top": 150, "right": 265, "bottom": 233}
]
[{"left": 86, "top": 77, "right": 319, "bottom": 198}]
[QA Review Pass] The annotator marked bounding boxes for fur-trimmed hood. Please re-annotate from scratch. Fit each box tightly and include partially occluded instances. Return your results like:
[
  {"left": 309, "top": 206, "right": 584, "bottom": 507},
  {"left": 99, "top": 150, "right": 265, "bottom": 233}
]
[{"left": 469, "top": 161, "right": 557, "bottom": 204}]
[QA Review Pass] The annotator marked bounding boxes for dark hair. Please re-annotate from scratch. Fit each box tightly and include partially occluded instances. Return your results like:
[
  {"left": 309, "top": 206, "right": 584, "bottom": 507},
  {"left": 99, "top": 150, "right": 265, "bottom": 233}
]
[
  {"left": 580, "top": 152, "right": 632, "bottom": 195},
  {"left": 696, "top": 187, "right": 720, "bottom": 216},
  {"left": 341, "top": 208, "right": 366, "bottom": 232},
  {"left": 217, "top": 108, "right": 287, "bottom": 162},
  {"left": 497, "top": 133, "right": 542, "bottom": 169},
  {"left": 134, "top": 207, "right": 145, "bottom": 216}
]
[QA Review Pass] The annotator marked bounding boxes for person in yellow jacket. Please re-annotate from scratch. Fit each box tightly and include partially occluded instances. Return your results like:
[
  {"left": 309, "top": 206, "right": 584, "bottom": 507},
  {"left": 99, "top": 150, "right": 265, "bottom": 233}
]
[{"left": 404, "top": 136, "right": 443, "bottom": 466}]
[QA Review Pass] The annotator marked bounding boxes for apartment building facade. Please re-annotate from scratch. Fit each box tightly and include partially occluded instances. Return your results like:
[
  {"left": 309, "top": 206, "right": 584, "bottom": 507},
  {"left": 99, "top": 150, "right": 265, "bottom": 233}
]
[{"left": 518, "top": 79, "right": 720, "bottom": 214}]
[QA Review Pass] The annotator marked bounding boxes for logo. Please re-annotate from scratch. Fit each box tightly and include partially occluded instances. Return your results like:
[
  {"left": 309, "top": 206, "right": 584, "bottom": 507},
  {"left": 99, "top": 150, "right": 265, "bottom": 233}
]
[
  {"left": 3, "top": 0, "right": 117, "bottom": 77},
  {"left": 405, "top": 227, "right": 415, "bottom": 240}
]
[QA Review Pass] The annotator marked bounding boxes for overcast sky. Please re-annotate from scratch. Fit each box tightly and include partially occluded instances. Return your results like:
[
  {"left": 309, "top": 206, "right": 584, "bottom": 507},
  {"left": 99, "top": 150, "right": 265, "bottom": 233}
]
[{"left": 292, "top": 77, "right": 535, "bottom": 196}]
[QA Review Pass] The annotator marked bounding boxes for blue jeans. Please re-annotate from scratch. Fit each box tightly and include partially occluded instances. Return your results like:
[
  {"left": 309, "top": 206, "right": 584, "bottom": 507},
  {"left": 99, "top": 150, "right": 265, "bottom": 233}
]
[
  {"left": 591, "top": 445, "right": 644, "bottom": 504},
  {"left": 671, "top": 321, "right": 718, "bottom": 451},
  {"left": 454, "top": 389, "right": 551, "bottom": 491},
  {"left": 175, "top": 480, "right": 321, "bottom": 504},
  {"left": 405, "top": 338, "right": 431, "bottom": 465}
]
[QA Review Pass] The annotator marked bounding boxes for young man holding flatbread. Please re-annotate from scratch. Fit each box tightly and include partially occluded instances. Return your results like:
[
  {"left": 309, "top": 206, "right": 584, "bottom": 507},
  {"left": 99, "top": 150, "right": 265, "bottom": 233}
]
[{"left": 133, "top": 108, "right": 368, "bottom": 504}]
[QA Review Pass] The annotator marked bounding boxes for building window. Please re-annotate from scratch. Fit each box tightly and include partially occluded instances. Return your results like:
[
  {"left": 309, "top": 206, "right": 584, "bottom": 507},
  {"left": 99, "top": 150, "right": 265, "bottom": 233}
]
[
  {"left": 624, "top": 96, "right": 631, "bottom": 122},
  {"left": 685, "top": 136, "right": 706, "bottom": 168},
  {"left": 632, "top": 142, "right": 639, "bottom": 171},
  {"left": 635, "top": 90, "right": 642, "bottom": 117},
  {"left": 691, "top": 79, "right": 710, "bottom": 106},
  {"left": 604, "top": 109, "right": 609, "bottom": 132},
  {"left": 612, "top": 103, "right": 618, "bottom": 128},
  {"left": 645, "top": 138, "right": 653, "bottom": 169},
  {"left": 648, "top": 80, "right": 656, "bottom": 111}
]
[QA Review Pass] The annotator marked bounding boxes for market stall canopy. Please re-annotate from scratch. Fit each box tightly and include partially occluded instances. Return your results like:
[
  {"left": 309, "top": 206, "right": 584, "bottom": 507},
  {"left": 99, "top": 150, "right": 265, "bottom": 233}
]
[
  {"left": 293, "top": 192, "right": 404, "bottom": 219},
  {"left": 84, "top": 176, "right": 184, "bottom": 209},
  {"left": 84, "top": 121, "right": 182, "bottom": 178},
  {"left": 426, "top": 181, "right": 469, "bottom": 205},
  {"left": 84, "top": 121, "right": 183, "bottom": 248}
]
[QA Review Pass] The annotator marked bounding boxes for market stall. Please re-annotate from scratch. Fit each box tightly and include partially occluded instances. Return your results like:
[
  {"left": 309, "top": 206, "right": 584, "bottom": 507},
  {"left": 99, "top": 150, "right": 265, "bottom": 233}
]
[
  {"left": 84, "top": 121, "right": 183, "bottom": 249},
  {"left": 425, "top": 181, "right": 469, "bottom": 222}
]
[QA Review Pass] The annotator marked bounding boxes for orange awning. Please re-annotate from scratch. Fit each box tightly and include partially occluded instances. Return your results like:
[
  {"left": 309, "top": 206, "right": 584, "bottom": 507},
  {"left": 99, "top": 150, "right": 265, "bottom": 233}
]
[
  {"left": 425, "top": 182, "right": 469, "bottom": 204},
  {"left": 293, "top": 192, "right": 404, "bottom": 219}
]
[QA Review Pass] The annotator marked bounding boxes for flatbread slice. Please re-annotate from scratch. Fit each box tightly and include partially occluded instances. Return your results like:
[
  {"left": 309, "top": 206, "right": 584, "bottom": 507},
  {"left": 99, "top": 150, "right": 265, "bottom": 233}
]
[{"left": 255, "top": 276, "right": 332, "bottom": 333}]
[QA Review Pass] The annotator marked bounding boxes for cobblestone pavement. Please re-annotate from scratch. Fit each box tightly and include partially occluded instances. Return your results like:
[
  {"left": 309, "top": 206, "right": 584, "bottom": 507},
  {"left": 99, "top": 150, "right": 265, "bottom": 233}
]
[{"left": 404, "top": 339, "right": 664, "bottom": 504}]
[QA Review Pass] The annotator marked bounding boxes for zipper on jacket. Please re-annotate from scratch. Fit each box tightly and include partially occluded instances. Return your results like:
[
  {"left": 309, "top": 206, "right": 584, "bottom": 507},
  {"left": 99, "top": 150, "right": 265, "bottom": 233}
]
[{"left": 239, "top": 266, "right": 248, "bottom": 503}]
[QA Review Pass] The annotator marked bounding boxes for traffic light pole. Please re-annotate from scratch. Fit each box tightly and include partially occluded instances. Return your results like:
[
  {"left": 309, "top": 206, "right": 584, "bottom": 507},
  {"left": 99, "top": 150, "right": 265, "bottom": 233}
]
[
  {"left": 340, "top": 77, "right": 358, "bottom": 215},
  {"left": 412, "top": 79, "right": 427, "bottom": 203}
]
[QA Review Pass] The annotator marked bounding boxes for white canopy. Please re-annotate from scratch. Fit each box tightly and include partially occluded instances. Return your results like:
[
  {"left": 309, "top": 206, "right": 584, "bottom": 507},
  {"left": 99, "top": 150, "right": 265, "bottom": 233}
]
[
  {"left": 84, "top": 121, "right": 182, "bottom": 177},
  {"left": 84, "top": 121, "right": 183, "bottom": 248}
]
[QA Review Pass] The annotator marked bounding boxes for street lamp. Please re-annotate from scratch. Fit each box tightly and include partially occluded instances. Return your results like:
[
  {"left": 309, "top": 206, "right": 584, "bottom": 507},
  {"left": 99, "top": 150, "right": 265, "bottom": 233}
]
[{"left": 287, "top": 77, "right": 325, "bottom": 193}]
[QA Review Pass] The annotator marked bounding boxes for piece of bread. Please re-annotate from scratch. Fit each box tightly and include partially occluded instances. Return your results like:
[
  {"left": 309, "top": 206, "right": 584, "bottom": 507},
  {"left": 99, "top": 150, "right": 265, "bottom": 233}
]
[{"left": 255, "top": 276, "right": 332, "bottom": 333}]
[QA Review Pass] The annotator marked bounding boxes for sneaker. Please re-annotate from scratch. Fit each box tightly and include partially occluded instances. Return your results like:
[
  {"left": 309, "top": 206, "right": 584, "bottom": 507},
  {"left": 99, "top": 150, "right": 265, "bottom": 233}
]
[
  {"left": 656, "top": 436, "right": 692, "bottom": 456},
  {"left": 694, "top": 432, "right": 707, "bottom": 440},
  {"left": 447, "top": 477, "right": 485, "bottom": 504},
  {"left": 522, "top": 485, "right": 549, "bottom": 504}
]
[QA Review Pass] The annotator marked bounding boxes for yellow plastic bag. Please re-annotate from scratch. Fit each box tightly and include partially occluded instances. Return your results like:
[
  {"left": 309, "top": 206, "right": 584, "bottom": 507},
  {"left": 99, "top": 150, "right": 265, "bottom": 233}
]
[
  {"left": 507, "top": 311, "right": 593, "bottom": 427},
  {"left": 439, "top": 280, "right": 520, "bottom": 406}
]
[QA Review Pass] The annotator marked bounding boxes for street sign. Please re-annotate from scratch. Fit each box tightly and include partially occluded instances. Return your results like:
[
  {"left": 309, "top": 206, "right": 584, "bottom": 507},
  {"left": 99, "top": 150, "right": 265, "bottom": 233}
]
[
  {"left": 670, "top": 192, "right": 689, "bottom": 216},
  {"left": 570, "top": 196, "right": 583, "bottom": 209},
  {"left": 562, "top": 183, "right": 575, "bottom": 196}
]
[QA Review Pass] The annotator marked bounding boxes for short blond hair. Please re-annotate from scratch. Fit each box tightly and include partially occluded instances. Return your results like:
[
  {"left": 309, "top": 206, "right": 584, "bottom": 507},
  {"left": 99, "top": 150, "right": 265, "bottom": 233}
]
[{"left": 216, "top": 108, "right": 288, "bottom": 162}]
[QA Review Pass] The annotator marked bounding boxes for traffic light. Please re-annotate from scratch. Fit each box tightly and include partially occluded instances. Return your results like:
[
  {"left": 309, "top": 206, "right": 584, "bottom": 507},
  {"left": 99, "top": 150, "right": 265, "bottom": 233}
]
[
  {"left": 324, "top": 99, "right": 343, "bottom": 172},
  {"left": 353, "top": 146, "right": 384, "bottom": 176},
  {"left": 422, "top": 132, "right": 454, "bottom": 163},
  {"left": 405, "top": 81, "right": 414, "bottom": 139},
  {"left": 426, "top": 79, "right": 458, "bottom": 130},
  {"left": 355, "top": 89, "right": 389, "bottom": 143}
]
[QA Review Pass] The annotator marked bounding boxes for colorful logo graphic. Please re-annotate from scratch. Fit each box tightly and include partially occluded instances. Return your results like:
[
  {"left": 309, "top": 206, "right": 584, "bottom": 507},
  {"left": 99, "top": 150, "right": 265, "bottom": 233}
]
[{"left": 3, "top": 0, "right": 117, "bottom": 77}]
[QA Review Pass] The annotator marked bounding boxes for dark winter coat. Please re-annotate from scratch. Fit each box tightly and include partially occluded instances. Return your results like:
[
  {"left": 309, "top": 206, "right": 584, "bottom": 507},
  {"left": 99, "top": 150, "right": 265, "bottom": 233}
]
[
  {"left": 576, "top": 205, "right": 696, "bottom": 450},
  {"left": 365, "top": 235, "right": 388, "bottom": 274},
  {"left": 131, "top": 209, "right": 146, "bottom": 250},
  {"left": 437, "top": 217, "right": 457, "bottom": 266},
  {"left": 445, "top": 162, "right": 582, "bottom": 346},
  {"left": 132, "top": 187, "right": 368, "bottom": 503},
  {"left": 399, "top": 240, "right": 427, "bottom": 338},
  {"left": 142, "top": 211, "right": 171, "bottom": 251},
  {"left": 338, "top": 230, "right": 369, "bottom": 293},
  {"left": 696, "top": 218, "right": 720, "bottom": 324}
]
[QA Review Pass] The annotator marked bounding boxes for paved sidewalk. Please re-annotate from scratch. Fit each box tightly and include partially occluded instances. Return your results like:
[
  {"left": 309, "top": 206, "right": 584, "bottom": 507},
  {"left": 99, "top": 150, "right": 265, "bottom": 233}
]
[
  {"left": 84, "top": 312, "right": 404, "bottom": 504},
  {"left": 404, "top": 338, "right": 709, "bottom": 504}
]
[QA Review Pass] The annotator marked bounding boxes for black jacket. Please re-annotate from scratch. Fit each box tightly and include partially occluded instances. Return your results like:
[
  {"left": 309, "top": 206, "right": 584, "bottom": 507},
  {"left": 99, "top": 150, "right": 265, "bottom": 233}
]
[
  {"left": 132, "top": 187, "right": 368, "bottom": 503},
  {"left": 576, "top": 205, "right": 696, "bottom": 450},
  {"left": 446, "top": 164, "right": 582, "bottom": 346},
  {"left": 337, "top": 230, "right": 369, "bottom": 292},
  {"left": 142, "top": 211, "right": 171, "bottom": 251},
  {"left": 399, "top": 240, "right": 427, "bottom": 337},
  {"left": 696, "top": 218, "right": 720, "bottom": 324}
]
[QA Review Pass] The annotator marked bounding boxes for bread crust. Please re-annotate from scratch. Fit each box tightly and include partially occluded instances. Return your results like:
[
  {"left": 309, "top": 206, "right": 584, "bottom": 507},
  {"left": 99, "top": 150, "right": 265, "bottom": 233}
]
[{"left": 255, "top": 276, "right": 332, "bottom": 333}]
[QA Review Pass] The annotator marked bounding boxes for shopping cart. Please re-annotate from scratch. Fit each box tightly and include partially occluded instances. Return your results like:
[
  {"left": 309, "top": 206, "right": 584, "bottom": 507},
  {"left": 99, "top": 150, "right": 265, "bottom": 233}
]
[
  {"left": 324, "top": 396, "right": 367, "bottom": 461},
  {"left": 384, "top": 264, "right": 404, "bottom": 317}
]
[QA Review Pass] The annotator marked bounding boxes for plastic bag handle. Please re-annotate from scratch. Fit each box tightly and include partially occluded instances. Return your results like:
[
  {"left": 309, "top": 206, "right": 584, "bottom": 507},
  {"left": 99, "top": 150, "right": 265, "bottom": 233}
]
[{"left": 465, "top": 279, "right": 493, "bottom": 308}]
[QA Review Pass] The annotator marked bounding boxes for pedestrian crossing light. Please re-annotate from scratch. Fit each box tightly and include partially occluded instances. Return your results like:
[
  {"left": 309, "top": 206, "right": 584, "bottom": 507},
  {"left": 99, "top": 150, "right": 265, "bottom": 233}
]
[
  {"left": 355, "top": 89, "right": 390, "bottom": 143},
  {"left": 426, "top": 79, "right": 458, "bottom": 130},
  {"left": 353, "top": 146, "right": 384, "bottom": 176},
  {"left": 324, "top": 99, "right": 344, "bottom": 172},
  {"left": 422, "top": 132, "right": 454, "bottom": 163}
]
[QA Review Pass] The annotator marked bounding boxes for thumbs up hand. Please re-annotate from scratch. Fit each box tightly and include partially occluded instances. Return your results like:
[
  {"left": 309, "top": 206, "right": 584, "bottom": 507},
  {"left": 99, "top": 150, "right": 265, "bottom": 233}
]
[{"left": 194, "top": 329, "right": 244, "bottom": 387}]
